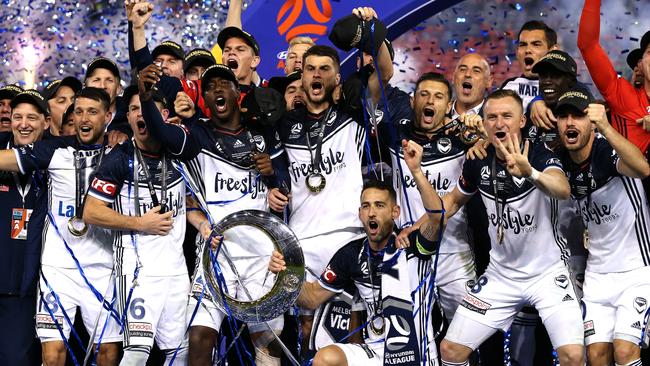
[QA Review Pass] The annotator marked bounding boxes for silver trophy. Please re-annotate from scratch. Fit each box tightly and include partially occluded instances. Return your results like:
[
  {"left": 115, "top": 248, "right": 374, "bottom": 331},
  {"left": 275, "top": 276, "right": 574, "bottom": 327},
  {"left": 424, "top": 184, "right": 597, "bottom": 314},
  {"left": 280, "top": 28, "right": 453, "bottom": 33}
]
[{"left": 202, "top": 209, "right": 304, "bottom": 323}]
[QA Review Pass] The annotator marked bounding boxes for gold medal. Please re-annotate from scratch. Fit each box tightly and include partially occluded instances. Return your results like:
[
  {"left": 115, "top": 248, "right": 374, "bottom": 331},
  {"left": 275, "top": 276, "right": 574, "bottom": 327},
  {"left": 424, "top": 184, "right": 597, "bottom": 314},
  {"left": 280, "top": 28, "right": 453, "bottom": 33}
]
[
  {"left": 583, "top": 229, "right": 589, "bottom": 249},
  {"left": 305, "top": 172, "right": 326, "bottom": 193},
  {"left": 497, "top": 225, "right": 504, "bottom": 245},
  {"left": 370, "top": 315, "right": 385, "bottom": 335},
  {"left": 67, "top": 216, "right": 88, "bottom": 237}
]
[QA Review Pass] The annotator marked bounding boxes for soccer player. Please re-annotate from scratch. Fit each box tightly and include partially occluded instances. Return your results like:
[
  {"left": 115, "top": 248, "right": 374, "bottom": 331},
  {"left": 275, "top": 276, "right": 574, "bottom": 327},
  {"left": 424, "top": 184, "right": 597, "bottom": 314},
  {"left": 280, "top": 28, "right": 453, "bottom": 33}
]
[
  {"left": 42, "top": 76, "right": 82, "bottom": 136},
  {"left": 382, "top": 72, "right": 476, "bottom": 323},
  {"left": 270, "top": 139, "right": 445, "bottom": 365},
  {"left": 555, "top": 87, "right": 650, "bottom": 366},
  {"left": 84, "top": 86, "right": 194, "bottom": 365},
  {"left": 502, "top": 20, "right": 559, "bottom": 110},
  {"left": 0, "top": 89, "right": 51, "bottom": 365},
  {"left": 437, "top": 89, "right": 584, "bottom": 366},
  {"left": 267, "top": 7, "right": 393, "bottom": 350},
  {"left": 578, "top": 0, "right": 650, "bottom": 157},
  {"left": 0, "top": 87, "right": 122, "bottom": 366},
  {"left": 138, "top": 62, "right": 283, "bottom": 366}
]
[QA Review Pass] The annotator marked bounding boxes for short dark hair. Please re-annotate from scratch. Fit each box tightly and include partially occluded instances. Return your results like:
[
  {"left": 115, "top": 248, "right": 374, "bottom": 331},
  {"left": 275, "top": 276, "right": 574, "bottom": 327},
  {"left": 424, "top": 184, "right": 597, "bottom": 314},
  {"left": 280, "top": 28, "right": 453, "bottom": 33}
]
[
  {"left": 484, "top": 89, "right": 524, "bottom": 114},
  {"left": 74, "top": 87, "right": 111, "bottom": 111},
  {"left": 518, "top": 20, "right": 557, "bottom": 47},
  {"left": 302, "top": 45, "right": 340, "bottom": 70},
  {"left": 415, "top": 72, "right": 453, "bottom": 100},
  {"left": 361, "top": 179, "right": 397, "bottom": 203}
]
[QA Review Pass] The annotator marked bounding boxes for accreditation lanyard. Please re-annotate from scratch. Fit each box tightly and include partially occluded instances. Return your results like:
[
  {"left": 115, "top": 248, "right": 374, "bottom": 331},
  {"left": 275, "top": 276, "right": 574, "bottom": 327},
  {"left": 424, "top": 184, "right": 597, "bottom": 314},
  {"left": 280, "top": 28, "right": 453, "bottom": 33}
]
[
  {"left": 7, "top": 142, "right": 31, "bottom": 208},
  {"left": 491, "top": 156, "right": 508, "bottom": 245},
  {"left": 304, "top": 107, "right": 332, "bottom": 174},
  {"left": 133, "top": 141, "right": 167, "bottom": 214}
]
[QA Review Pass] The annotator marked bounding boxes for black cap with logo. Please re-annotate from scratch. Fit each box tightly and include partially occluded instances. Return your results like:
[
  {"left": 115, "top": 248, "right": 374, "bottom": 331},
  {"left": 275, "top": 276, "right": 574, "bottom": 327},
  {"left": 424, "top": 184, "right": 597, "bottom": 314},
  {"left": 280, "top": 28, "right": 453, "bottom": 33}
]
[
  {"left": 268, "top": 70, "right": 302, "bottom": 95},
  {"left": 554, "top": 86, "right": 595, "bottom": 114},
  {"left": 85, "top": 57, "right": 121, "bottom": 81},
  {"left": 329, "top": 14, "right": 387, "bottom": 56},
  {"left": 0, "top": 85, "right": 23, "bottom": 101},
  {"left": 532, "top": 50, "right": 578, "bottom": 78},
  {"left": 184, "top": 48, "right": 217, "bottom": 73},
  {"left": 201, "top": 64, "right": 239, "bottom": 90},
  {"left": 10, "top": 89, "right": 51, "bottom": 116},
  {"left": 217, "top": 27, "right": 260, "bottom": 56},
  {"left": 42, "top": 76, "right": 83, "bottom": 100},
  {"left": 152, "top": 41, "right": 185, "bottom": 61}
]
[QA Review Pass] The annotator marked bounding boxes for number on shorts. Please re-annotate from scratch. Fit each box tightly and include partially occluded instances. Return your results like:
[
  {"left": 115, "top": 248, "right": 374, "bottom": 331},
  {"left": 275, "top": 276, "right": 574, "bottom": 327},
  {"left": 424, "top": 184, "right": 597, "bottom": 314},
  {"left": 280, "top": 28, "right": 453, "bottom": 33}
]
[
  {"left": 470, "top": 276, "right": 488, "bottom": 294},
  {"left": 42, "top": 292, "right": 59, "bottom": 314},
  {"left": 129, "top": 298, "right": 146, "bottom": 320}
]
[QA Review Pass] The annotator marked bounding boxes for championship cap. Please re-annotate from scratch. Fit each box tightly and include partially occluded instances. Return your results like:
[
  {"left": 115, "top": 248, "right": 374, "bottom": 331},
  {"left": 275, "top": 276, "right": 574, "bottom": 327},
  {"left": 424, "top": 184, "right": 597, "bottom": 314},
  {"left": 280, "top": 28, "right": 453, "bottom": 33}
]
[
  {"left": 184, "top": 48, "right": 217, "bottom": 73},
  {"left": 532, "top": 50, "right": 578, "bottom": 77},
  {"left": 329, "top": 14, "right": 387, "bottom": 56},
  {"left": 85, "top": 57, "right": 121, "bottom": 81},
  {"left": 0, "top": 85, "right": 23, "bottom": 101},
  {"left": 268, "top": 70, "right": 302, "bottom": 95},
  {"left": 42, "top": 76, "right": 83, "bottom": 100},
  {"left": 554, "top": 86, "right": 595, "bottom": 114},
  {"left": 152, "top": 41, "right": 185, "bottom": 60},
  {"left": 217, "top": 27, "right": 260, "bottom": 56},
  {"left": 10, "top": 89, "right": 51, "bottom": 116},
  {"left": 201, "top": 64, "right": 239, "bottom": 90}
]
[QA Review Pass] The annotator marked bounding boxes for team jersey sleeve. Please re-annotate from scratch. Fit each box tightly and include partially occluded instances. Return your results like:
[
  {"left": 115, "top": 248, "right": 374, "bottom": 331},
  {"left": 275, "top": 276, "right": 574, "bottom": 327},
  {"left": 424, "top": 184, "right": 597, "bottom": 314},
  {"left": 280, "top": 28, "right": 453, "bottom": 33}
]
[
  {"left": 593, "top": 136, "right": 620, "bottom": 177},
  {"left": 318, "top": 246, "right": 355, "bottom": 293},
  {"left": 530, "top": 142, "right": 564, "bottom": 173},
  {"left": 13, "top": 138, "right": 65, "bottom": 174},
  {"left": 457, "top": 158, "right": 480, "bottom": 195},
  {"left": 87, "top": 145, "right": 129, "bottom": 203},
  {"left": 141, "top": 98, "right": 201, "bottom": 160}
]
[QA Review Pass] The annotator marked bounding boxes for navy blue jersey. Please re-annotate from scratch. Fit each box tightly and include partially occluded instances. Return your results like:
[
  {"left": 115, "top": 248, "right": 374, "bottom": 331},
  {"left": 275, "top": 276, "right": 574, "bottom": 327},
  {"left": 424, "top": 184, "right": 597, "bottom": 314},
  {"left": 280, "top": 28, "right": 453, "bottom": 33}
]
[
  {"left": 560, "top": 135, "right": 650, "bottom": 273},
  {"left": 458, "top": 141, "right": 568, "bottom": 279},
  {"left": 0, "top": 134, "right": 47, "bottom": 295},
  {"left": 88, "top": 142, "right": 188, "bottom": 276}
]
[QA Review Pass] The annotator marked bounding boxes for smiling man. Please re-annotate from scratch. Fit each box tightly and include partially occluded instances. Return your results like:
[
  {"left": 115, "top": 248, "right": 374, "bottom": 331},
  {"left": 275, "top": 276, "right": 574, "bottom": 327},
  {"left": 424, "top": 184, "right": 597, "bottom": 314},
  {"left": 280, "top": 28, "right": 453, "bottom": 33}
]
[
  {"left": 434, "top": 89, "right": 584, "bottom": 366},
  {"left": 0, "top": 87, "right": 121, "bottom": 366},
  {"left": 555, "top": 87, "right": 650, "bottom": 366},
  {"left": 0, "top": 89, "right": 50, "bottom": 366}
]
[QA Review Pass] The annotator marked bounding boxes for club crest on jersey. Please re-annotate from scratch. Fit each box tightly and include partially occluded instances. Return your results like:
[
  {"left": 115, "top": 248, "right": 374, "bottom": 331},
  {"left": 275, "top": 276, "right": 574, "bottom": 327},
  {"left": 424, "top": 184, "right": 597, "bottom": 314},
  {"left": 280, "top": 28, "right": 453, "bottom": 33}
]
[
  {"left": 512, "top": 176, "right": 526, "bottom": 188},
  {"left": 437, "top": 137, "right": 452, "bottom": 154},
  {"left": 554, "top": 274, "right": 568, "bottom": 289},
  {"left": 480, "top": 166, "right": 491, "bottom": 180},
  {"left": 372, "top": 109, "right": 384, "bottom": 123},
  {"left": 634, "top": 297, "right": 647, "bottom": 314},
  {"left": 326, "top": 111, "right": 337, "bottom": 126},
  {"left": 528, "top": 126, "right": 537, "bottom": 138},
  {"left": 290, "top": 124, "right": 302, "bottom": 135},
  {"left": 253, "top": 135, "right": 266, "bottom": 152}
]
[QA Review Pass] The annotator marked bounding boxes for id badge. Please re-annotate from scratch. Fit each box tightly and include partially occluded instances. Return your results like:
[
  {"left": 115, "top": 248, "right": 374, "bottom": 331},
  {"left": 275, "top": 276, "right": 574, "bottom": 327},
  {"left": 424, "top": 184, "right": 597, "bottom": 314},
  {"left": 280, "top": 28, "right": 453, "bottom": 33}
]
[{"left": 11, "top": 208, "right": 32, "bottom": 240}]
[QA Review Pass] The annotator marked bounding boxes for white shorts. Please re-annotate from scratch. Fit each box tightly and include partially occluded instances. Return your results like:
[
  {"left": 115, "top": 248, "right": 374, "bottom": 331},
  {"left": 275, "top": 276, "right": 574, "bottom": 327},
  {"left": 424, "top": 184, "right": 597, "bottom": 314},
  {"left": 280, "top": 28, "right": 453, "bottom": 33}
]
[
  {"left": 301, "top": 229, "right": 365, "bottom": 282},
  {"left": 582, "top": 266, "right": 650, "bottom": 346},
  {"left": 117, "top": 273, "right": 190, "bottom": 350},
  {"left": 446, "top": 263, "right": 583, "bottom": 350},
  {"left": 435, "top": 250, "right": 476, "bottom": 321},
  {"left": 36, "top": 265, "right": 121, "bottom": 344}
]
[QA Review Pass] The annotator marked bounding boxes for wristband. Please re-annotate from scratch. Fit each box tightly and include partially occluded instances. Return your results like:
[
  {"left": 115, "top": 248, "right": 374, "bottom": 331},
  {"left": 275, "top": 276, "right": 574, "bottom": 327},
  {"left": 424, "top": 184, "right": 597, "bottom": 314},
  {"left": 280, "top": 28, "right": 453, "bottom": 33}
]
[{"left": 526, "top": 168, "right": 541, "bottom": 182}]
